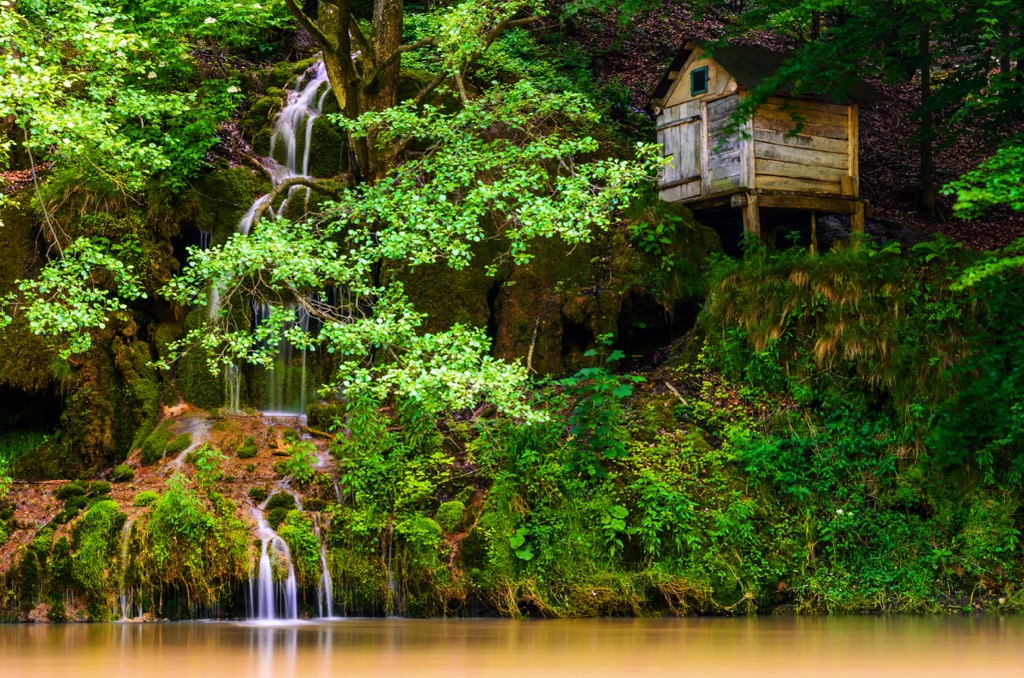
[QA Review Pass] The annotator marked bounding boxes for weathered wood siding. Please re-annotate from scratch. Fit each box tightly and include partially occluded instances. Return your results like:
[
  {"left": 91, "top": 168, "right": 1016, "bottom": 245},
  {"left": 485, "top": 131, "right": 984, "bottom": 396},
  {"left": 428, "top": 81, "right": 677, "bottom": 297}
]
[
  {"left": 664, "top": 49, "right": 734, "bottom": 107},
  {"left": 656, "top": 100, "right": 702, "bottom": 202},
  {"left": 751, "top": 97, "right": 856, "bottom": 196},
  {"left": 703, "top": 95, "right": 747, "bottom": 193}
]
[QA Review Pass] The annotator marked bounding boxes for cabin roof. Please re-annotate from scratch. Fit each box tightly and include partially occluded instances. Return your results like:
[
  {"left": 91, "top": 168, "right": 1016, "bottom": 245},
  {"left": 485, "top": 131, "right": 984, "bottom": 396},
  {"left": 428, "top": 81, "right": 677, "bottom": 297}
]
[{"left": 652, "top": 41, "right": 883, "bottom": 105}]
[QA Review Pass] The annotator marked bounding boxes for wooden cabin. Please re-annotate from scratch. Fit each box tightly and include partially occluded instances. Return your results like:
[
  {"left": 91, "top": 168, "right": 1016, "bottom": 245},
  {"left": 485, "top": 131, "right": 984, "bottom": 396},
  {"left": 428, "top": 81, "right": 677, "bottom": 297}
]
[{"left": 651, "top": 41, "right": 881, "bottom": 247}]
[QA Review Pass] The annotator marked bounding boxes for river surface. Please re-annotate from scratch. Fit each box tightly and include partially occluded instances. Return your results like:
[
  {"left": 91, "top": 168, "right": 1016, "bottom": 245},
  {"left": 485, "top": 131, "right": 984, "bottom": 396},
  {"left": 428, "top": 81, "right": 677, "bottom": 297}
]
[{"left": 1, "top": 617, "right": 1021, "bottom": 677}]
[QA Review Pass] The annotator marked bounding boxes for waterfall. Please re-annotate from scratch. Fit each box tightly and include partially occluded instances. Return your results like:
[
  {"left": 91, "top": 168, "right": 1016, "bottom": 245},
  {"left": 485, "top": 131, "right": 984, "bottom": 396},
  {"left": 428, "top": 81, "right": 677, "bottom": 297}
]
[
  {"left": 117, "top": 518, "right": 139, "bottom": 621},
  {"left": 209, "top": 62, "right": 330, "bottom": 413},
  {"left": 251, "top": 505, "right": 299, "bottom": 621},
  {"left": 312, "top": 517, "right": 335, "bottom": 618}
]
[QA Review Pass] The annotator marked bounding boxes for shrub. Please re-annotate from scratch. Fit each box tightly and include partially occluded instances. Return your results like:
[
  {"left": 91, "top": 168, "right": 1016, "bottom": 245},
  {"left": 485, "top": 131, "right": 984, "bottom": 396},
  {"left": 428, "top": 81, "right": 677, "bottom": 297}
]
[
  {"left": 236, "top": 436, "right": 258, "bottom": 459},
  {"left": 133, "top": 490, "right": 160, "bottom": 507},
  {"left": 248, "top": 486, "right": 268, "bottom": 503},
  {"left": 111, "top": 464, "right": 134, "bottom": 483},
  {"left": 436, "top": 500, "right": 466, "bottom": 534}
]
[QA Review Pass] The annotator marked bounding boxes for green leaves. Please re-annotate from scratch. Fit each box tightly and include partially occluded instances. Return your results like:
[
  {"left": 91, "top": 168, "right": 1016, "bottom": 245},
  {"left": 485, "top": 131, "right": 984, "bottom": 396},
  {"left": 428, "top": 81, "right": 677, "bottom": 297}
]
[
  {"left": 5, "top": 237, "right": 145, "bottom": 359},
  {"left": 944, "top": 141, "right": 1024, "bottom": 219}
]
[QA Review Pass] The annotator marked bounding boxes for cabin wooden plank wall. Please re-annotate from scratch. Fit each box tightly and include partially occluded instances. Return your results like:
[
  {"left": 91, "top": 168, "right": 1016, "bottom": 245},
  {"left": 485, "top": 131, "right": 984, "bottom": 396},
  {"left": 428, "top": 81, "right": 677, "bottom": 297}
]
[
  {"left": 705, "top": 95, "right": 744, "bottom": 193},
  {"left": 751, "top": 96, "right": 856, "bottom": 196},
  {"left": 656, "top": 101, "right": 702, "bottom": 202}
]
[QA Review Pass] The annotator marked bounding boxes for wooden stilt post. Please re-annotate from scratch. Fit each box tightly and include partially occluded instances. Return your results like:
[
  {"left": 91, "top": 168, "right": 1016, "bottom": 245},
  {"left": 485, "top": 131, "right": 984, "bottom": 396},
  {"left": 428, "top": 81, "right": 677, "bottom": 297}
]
[
  {"left": 742, "top": 191, "right": 761, "bottom": 242},
  {"left": 810, "top": 210, "right": 818, "bottom": 255},
  {"left": 851, "top": 201, "right": 866, "bottom": 234}
]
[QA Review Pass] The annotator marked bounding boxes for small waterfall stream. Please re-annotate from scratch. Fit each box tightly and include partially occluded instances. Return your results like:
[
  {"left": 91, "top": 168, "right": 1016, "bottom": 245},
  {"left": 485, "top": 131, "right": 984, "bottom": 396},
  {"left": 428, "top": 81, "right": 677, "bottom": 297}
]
[
  {"left": 251, "top": 504, "right": 300, "bottom": 621},
  {"left": 313, "top": 516, "right": 335, "bottom": 618},
  {"left": 117, "top": 518, "right": 137, "bottom": 621},
  {"left": 215, "top": 61, "right": 329, "bottom": 413}
]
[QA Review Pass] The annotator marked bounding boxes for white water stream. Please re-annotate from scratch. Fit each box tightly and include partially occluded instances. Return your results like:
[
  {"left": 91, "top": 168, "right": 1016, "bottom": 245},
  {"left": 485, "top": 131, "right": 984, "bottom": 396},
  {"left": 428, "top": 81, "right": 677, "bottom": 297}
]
[
  {"left": 211, "top": 61, "right": 329, "bottom": 414},
  {"left": 250, "top": 502, "right": 300, "bottom": 622}
]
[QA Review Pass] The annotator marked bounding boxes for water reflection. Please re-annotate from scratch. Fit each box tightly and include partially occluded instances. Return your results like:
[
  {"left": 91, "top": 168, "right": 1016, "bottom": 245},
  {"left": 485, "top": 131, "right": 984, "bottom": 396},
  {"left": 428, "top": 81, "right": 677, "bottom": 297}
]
[{"left": 1, "top": 617, "right": 1023, "bottom": 678}]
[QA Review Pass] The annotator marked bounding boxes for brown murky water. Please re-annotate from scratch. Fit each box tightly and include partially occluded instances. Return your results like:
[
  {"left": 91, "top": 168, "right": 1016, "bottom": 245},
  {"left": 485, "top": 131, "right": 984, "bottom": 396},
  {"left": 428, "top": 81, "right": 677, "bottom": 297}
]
[{"left": 1, "top": 617, "right": 1021, "bottom": 677}]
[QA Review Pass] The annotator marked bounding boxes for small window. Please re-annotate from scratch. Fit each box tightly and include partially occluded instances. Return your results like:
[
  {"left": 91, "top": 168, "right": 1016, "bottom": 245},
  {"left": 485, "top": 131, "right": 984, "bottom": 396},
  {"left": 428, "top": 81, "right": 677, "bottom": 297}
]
[{"left": 690, "top": 67, "right": 709, "bottom": 96}]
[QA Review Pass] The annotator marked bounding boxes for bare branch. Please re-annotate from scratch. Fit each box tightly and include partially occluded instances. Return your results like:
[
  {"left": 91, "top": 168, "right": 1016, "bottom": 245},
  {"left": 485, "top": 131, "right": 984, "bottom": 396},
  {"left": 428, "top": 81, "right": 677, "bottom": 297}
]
[
  {"left": 380, "top": 36, "right": 439, "bottom": 71},
  {"left": 413, "top": 71, "right": 448, "bottom": 107},
  {"left": 349, "top": 18, "right": 374, "bottom": 66},
  {"left": 249, "top": 177, "right": 340, "bottom": 228}
]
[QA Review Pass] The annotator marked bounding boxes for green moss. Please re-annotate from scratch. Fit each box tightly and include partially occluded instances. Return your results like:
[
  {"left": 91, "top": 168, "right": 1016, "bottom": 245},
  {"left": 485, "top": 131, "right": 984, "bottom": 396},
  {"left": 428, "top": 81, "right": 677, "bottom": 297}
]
[
  {"left": 436, "top": 500, "right": 466, "bottom": 534},
  {"left": 266, "top": 507, "right": 289, "bottom": 530},
  {"left": 277, "top": 510, "right": 322, "bottom": 584},
  {"left": 178, "top": 167, "right": 268, "bottom": 249},
  {"left": 237, "top": 436, "right": 258, "bottom": 459},
  {"left": 175, "top": 310, "right": 233, "bottom": 411},
  {"left": 248, "top": 486, "right": 268, "bottom": 503},
  {"left": 56, "top": 480, "right": 88, "bottom": 501},
  {"left": 308, "top": 113, "right": 345, "bottom": 178},
  {"left": 71, "top": 499, "right": 125, "bottom": 594},
  {"left": 266, "top": 492, "right": 296, "bottom": 511},
  {"left": 133, "top": 490, "right": 160, "bottom": 507},
  {"left": 111, "top": 464, "right": 134, "bottom": 482},
  {"left": 87, "top": 481, "right": 111, "bottom": 496},
  {"left": 140, "top": 425, "right": 173, "bottom": 466},
  {"left": 46, "top": 536, "right": 74, "bottom": 594},
  {"left": 165, "top": 433, "right": 192, "bottom": 458},
  {"left": 303, "top": 497, "right": 326, "bottom": 512}
]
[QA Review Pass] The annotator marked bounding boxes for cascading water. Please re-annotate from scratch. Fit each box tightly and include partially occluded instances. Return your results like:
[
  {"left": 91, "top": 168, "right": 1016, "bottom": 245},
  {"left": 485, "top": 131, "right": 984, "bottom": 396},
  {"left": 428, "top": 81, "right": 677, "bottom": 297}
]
[
  {"left": 117, "top": 519, "right": 140, "bottom": 621},
  {"left": 216, "top": 62, "right": 330, "bottom": 413},
  {"left": 250, "top": 502, "right": 299, "bottom": 621},
  {"left": 312, "top": 517, "right": 335, "bottom": 618}
]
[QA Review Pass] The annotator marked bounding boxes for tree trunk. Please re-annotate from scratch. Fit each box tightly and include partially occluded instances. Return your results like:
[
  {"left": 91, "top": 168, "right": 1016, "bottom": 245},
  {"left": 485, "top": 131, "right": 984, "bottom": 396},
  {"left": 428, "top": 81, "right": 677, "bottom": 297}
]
[{"left": 918, "top": 26, "right": 936, "bottom": 217}]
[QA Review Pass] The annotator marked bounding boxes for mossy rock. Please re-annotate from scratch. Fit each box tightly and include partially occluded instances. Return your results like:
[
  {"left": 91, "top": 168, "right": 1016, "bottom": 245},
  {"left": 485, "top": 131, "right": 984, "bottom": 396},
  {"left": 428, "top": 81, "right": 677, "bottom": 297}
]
[
  {"left": 139, "top": 426, "right": 173, "bottom": 466},
  {"left": 164, "top": 433, "right": 192, "bottom": 459},
  {"left": 435, "top": 500, "right": 466, "bottom": 534},
  {"left": 56, "top": 480, "right": 89, "bottom": 501},
  {"left": 70, "top": 499, "right": 125, "bottom": 595},
  {"left": 308, "top": 113, "right": 345, "bottom": 178},
  {"left": 266, "top": 492, "right": 296, "bottom": 511},
  {"left": 248, "top": 486, "right": 268, "bottom": 503},
  {"left": 176, "top": 310, "right": 227, "bottom": 410},
  {"left": 267, "top": 507, "right": 290, "bottom": 530}
]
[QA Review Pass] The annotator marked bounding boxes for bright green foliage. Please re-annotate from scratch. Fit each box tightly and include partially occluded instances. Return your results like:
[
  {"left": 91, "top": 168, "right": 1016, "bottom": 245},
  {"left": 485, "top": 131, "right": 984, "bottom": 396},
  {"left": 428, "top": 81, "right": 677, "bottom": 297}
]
[
  {"left": 946, "top": 142, "right": 1024, "bottom": 218},
  {"left": 140, "top": 477, "right": 249, "bottom": 606},
  {"left": 559, "top": 336, "right": 644, "bottom": 473},
  {"left": 1, "top": 238, "right": 145, "bottom": 360},
  {"left": 162, "top": 82, "right": 661, "bottom": 419},
  {"left": 276, "top": 441, "right": 317, "bottom": 486},
  {"left": 187, "top": 444, "right": 226, "bottom": 489}
]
